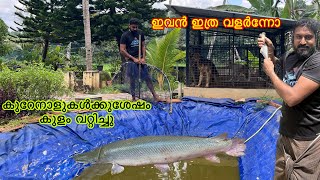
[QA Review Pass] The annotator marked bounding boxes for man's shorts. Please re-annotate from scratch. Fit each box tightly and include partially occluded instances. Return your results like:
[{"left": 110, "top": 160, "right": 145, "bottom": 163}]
[
  {"left": 274, "top": 134, "right": 320, "bottom": 180},
  {"left": 126, "top": 61, "right": 150, "bottom": 80}
]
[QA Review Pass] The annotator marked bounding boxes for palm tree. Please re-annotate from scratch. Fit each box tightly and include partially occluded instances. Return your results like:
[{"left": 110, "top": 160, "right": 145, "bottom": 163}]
[
  {"left": 82, "top": 0, "right": 92, "bottom": 71},
  {"left": 146, "top": 28, "right": 185, "bottom": 89}
]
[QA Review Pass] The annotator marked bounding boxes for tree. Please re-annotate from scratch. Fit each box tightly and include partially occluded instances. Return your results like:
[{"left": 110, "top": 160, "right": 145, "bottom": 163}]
[
  {"left": 82, "top": 0, "right": 92, "bottom": 70},
  {"left": 0, "top": 18, "right": 9, "bottom": 56},
  {"left": 90, "top": 0, "right": 167, "bottom": 52},
  {"left": 146, "top": 28, "right": 185, "bottom": 89},
  {"left": 12, "top": 0, "right": 84, "bottom": 63}
]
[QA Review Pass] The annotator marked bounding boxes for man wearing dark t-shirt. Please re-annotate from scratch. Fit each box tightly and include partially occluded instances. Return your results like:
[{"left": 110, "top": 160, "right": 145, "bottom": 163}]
[
  {"left": 120, "top": 18, "right": 162, "bottom": 102},
  {"left": 258, "top": 18, "right": 320, "bottom": 179}
]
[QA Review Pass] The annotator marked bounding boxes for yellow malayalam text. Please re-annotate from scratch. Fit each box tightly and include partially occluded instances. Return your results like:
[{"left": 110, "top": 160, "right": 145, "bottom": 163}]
[
  {"left": 151, "top": 15, "right": 281, "bottom": 30},
  {"left": 39, "top": 113, "right": 115, "bottom": 129},
  {"left": 2, "top": 99, "right": 152, "bottom": 114}
]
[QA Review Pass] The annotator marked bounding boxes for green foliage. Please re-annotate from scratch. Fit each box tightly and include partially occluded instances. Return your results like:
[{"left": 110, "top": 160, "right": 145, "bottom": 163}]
[
  {"left": 3, "top": 43, "right": 67, "bottom": 70},
  {"left": 11, "top": 0, "right": 166, "bottom": 64},
  {"left": 0, "top": 83, "right": 18, "bottom": 120},
  {"left": 92, "top": 40, "right": 121, "bottom": 68},
  {"left": 69, "top": 53, "right": 86, "bottom": 69},
  {"left": 244, "top": 0, "right": 318, "bottom": 20},
  {"left": 100, "top": 70, "right": 111, "bottom": 81},
  {"left": 248, "top": 50, "right": 260, "bottom": 68},
  {"left": 91, "top": 0, "right": 167, "bottom": 44},
  {"left": 2, "top": 59, "right": 25, "bottom": 70},
  {"left": 146, "top": 28, "right": 185, "bottom": 90},
  {"left": 13, "top": 0, "right": 83, "bottom": 43},
  {"left": 45, "top": 45, "right": 66, "bottom": 68},
  {"left": 281, "top": 0, "right": 318, "bottom": 20},
  {"left": 93, "top": 50, "right": 106, "bottom": 66},
  {"left": 311, "top": 0, "right": 320, "bottom": 21},
  {"left": 147, "top": 28, "right": 186, "bottom": 75},
  {"left": 0, "top": 18, "right": 9, "bottom": 56},
  {"left": 0, "top": 57, "right": 5, "bottom": 71},
  {"left": 12, "top": 0, "right": 84, "bottom": 61},
  {"left": 208, "top": 5, "right": 255, "bottom": 13},
  {"left": 0, "top": 19, "right": 7, "bottom": 42},
  {"left": 0, "top": 64, "right": 69, "bottom": 101},
  {"left": 246, "top": 0, "right": 280, "bottom": 17},
  {"left": 93, "top": 85, "right": 120, "bottom": 94},
  {"left": 5, "top": 43, "right": 42, "bottom": 63}
]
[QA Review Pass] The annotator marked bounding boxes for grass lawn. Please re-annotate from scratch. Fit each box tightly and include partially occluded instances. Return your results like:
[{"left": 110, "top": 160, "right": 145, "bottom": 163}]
[{"left": 0, "top": 115, "right": 41, "bottom": 132}]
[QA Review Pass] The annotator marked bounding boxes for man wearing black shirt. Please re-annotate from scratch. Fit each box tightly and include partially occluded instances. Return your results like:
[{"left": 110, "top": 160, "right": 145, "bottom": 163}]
[
  {"left": 120, "top": 18, "right": 162, "bottom": 102},
  {"left": 258, "top": 18, "right": 320, "bottom": 179}
]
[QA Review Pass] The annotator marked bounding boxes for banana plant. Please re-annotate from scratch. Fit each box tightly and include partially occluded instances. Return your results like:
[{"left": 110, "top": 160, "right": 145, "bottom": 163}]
[
  {"left": 309, "top": 0, "right": 320, "bottom": 20},
  {"left": 146, "top": 28, "right": 185, "bottom": 90},
  {"left": 247, "top": 0, "right": 281, "bottom": 17},
  {"left": 281, "top": 0, "right": 317, "bottom": 19},
  {"left": 208, "top": 5, "right": 255, "bottom": 13}
]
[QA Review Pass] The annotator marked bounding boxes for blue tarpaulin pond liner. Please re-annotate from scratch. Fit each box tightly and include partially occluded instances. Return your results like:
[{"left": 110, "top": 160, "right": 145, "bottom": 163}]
[{"left": 0, "top": 97, "right": 282, "bottom": 180}]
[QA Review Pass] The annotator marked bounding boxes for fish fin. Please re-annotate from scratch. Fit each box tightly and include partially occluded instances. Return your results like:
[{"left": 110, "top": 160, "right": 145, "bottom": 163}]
[
  {"left": 75, "top": 163, "right": 112, "bottom": 179},
  {"left": 204, "top": 154, "right": 220, "bottom": 163},
  {"left": 215, "top": 133, "right": 228, "bottom": 140},
  {"left": 226, "top": 138, "right": 246, "bottom": 157},
  {"left": 154, "top": 164, "right": 170, "bottom": 173},
  {"left": 182, "top": 162, "right": 188, "bottom": 171},
  {"left": 111, "top": 163, "right": 124, "bottom": 175},
  {"left": 173, "top": 161, "right": 180, "bottom": 170}
]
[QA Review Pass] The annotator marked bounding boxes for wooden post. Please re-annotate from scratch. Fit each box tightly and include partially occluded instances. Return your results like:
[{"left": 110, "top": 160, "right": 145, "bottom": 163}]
[
  {"left": 64, "top": 71, "right": 75, "bottom": 90},
  {"left": 83, "top": 71, "right": 100, "bottom": 91}
]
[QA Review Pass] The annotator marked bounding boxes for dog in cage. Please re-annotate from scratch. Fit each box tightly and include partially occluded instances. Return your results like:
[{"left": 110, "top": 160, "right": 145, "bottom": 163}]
[
  {"left": 228, "top": 57, "right": 250, "bottom": 82},
  {"left": 189, "top": 48, "right": 219, "bottom": 88}
]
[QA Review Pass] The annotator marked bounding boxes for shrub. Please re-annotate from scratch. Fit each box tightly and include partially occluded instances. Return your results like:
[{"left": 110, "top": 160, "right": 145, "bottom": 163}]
[
  {"left": 0, "top": 83, "right": 18, "bottom": 122},
  {"left": 0, "top": 64, "right": 69, "bottom": 101},
  {"left": 0, "top": 57, "right": 5, "bottom": 70},
  {"left": 100, "top": 70, "right": 111, "bottom": 81},
  {"left": 45, "top": 45, "right": 66, "bottom": 70}
]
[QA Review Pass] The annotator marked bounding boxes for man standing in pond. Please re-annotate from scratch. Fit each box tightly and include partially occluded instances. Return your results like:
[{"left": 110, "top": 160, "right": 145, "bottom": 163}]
[
  {"left": 120, "top": 18, "right": 163, "bottom": 102},
  {"left": 258, "top": 18, "right": 320, "bottom": 179}
]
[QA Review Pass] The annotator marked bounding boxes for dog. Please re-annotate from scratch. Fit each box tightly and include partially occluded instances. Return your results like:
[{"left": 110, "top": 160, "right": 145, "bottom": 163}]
[
  {"left": 228, "top": 58, "right": 250, "bottom": 82},
  {"left": 189, "top": 52, "right": 219, "bottom": 88}
]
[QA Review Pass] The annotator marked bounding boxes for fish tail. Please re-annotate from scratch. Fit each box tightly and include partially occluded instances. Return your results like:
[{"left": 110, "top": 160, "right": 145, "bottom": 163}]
[{"left": 225, "top": 138, "right": 246, "bottom": 157}]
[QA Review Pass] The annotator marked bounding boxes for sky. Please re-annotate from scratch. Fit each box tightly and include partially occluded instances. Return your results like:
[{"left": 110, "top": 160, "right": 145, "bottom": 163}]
[{"left": 0, "top": 0, "right": 313, "bottom": 31}]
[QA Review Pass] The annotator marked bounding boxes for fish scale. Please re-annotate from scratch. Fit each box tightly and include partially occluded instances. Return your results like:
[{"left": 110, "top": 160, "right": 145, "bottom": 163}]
[
  {"left": 80, "top": 136, "right": 229, "bottom": 164},
  {"left": 74, "top": 135, "right": 246, "bottom": 176}
]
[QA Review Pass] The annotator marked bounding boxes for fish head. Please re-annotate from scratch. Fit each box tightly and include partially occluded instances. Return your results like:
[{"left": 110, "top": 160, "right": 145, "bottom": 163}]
[
  {"left": 209, "top": 134, "right": 246, "bottom": 157},
  {"left": 208, "top": 133, "right": 233, "bottom": 150},
  {"left": 73, "top": 147, "right": 102, "bottom": 164}
]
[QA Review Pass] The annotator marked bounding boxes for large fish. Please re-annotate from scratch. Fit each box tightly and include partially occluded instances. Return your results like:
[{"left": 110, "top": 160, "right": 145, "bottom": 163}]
[{"left": 73, "top": 134, "right": 246, "bottom": 178}]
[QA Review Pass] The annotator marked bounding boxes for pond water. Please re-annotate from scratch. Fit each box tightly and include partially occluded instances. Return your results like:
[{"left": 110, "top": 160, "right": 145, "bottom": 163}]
[{"left": 75, "top": 154, "right": 239, "bottom": 180}]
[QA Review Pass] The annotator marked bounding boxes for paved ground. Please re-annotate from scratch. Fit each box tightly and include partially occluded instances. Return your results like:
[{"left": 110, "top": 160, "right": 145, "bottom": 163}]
[{"left": 60, "top": 92, "right": 133, "bottom": 101}]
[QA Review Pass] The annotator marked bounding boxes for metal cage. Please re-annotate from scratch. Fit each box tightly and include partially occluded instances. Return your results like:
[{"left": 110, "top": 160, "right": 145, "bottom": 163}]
[
  {"left": 186, "top": 27, "right": 286, "bottom": 88},
  {"left": 166, "top": 4, "right": 298, "bottom": 89}
]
